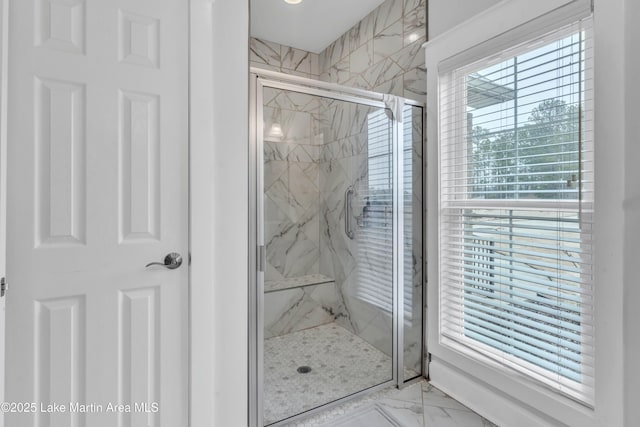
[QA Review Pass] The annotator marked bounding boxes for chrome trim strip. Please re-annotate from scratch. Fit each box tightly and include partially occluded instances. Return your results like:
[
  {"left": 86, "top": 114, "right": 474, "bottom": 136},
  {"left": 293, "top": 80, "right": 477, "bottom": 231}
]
[
  {"left": 256, "top": 76, "right": 266, "bottom": 427},
  {"left": 250, "top": 68, "right": 424, "bottom": 108},
  {"left": 259, "top": 77, "right": 387, "bottom": 109},
  {"left": 248, "top": 73, "right": 259, "bottom": 427}
]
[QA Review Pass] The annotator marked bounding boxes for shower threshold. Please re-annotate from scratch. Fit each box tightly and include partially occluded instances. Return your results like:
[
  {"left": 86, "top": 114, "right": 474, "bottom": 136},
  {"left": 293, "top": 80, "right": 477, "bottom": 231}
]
[{"left": 263, "top": 322, "right": 394, "bottom": 425}]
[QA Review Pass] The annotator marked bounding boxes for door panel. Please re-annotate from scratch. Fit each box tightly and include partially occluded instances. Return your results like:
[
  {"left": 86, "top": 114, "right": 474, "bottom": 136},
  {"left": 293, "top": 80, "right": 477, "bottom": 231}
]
[
  {"left": 260, "top": 84, "right": 396, "bottom": 424},
  {"left": 6, "top": 0, "right": 188, "bottom": 426}
]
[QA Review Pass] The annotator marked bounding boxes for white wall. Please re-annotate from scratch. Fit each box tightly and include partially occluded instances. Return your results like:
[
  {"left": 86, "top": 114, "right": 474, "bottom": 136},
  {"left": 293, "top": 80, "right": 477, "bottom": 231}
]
[
  {"left": 210, "top": 0, "right": 249, "bottom": 424},
  {"left": 191, "top": 0, "right": 249, "bottom": 426},
  {"left": 428, "top": 0, "right": 500, "bottom": 39},
  {"left": 624, "top": 0, "right": 640, "bottom": 424},
  {"left": 592, "top": 0, "right": 626, "bottom": 424}
]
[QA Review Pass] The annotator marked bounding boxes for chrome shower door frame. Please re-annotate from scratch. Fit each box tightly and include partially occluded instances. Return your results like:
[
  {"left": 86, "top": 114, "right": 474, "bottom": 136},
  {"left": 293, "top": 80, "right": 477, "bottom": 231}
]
[{"left": 249, "top": 69, "right": 420, "bottom": 427}]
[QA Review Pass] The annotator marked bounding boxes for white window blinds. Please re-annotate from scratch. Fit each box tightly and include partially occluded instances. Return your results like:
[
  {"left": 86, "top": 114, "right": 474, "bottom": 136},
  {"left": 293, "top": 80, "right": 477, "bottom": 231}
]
[
  {"left": 438, "top": 17, "right": 594, "bottom": 405},
  {"left": 356, "top": 107, "right": 420, "bottom": 322},
  {"left": 356, "top": 109, "right": 394, "bottom": 312}
]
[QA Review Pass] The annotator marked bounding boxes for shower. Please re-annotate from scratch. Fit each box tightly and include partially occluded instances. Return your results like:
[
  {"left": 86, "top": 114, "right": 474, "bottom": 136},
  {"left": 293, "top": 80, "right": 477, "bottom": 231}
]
[{"left": 249, "top": 69, "right": 424, "bottom": 426}]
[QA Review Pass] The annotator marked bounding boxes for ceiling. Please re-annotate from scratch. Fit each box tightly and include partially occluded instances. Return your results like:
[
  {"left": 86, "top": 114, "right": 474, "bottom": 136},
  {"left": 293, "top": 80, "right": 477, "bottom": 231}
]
[{"left": 250, "top": 0, "right": 386, "bottom": 54}]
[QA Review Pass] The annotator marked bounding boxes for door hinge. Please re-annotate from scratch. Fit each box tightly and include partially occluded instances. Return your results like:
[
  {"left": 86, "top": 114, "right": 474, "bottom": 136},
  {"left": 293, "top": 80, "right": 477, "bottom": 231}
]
[
  {"left": 257, "top": 245, "right": 265, "bottom": 272},
  {"left": 1, "top": 277, "right": 7, "bottom": 297}
]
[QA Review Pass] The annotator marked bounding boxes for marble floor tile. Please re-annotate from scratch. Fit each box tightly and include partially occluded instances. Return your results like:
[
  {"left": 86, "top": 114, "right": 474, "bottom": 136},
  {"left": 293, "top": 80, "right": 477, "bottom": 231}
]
[
  {"left": 385, "top": 381, "right": 423, "bottom": 405},
  {"left": 422, "top": 406, "right": 489, "bottom": 427},
  {"left": 377, "top": 398, "right": 423, "bottom": 427},
  {"left": 278, "top": 379, "right": 498, "bottom": 427},
  {"left": 320, "top": 404, "right": 402, "bottom": 427},
  {"left": 421, "top": 383, "right": 472, "bottom": 412}
]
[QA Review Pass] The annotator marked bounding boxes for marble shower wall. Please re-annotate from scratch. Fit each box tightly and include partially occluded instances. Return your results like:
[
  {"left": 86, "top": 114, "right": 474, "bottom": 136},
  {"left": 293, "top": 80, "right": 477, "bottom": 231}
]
[
  {"left": 250, "top": 38, "right": 320, "bottom": 78},
  {"left": 253, "top": 0, "right": 426, "bottom": 372},
  {"left": 319, "top": 0, "right": 427, "bottom": 102},
  {"left": 317, "top": 0, "right": 427, "bottom": 373},
  {"left": 263, "top": 87, "right": 324, "bottom": 282},
  {"left": 263, "top": 281, "right": 342, "bottom": 339},
  {"left": 262, "top": 87, "right": 349, "bottom": 338},
  {"left": 318, "top": 99, "right": 397, "bottom": 358}
]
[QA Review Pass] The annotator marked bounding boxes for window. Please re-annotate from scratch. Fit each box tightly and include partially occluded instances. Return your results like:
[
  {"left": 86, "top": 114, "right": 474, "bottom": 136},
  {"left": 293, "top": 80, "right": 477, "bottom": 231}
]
[{"left": 438, "top": 18, "right": 594, "bottom": 404}]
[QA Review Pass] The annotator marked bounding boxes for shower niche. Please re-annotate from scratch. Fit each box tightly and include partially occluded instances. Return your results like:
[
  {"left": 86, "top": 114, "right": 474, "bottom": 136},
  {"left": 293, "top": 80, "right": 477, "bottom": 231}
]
[{"left": 252, "top": 72, "right": 424, "bottom": 426}]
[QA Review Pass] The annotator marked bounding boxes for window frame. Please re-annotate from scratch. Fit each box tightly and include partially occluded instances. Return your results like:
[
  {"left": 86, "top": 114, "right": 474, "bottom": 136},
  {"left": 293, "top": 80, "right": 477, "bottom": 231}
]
[
  {"left": 438, "top": 16, "right": 595, "bottom": 405},
  {"left": 425, "top": 1, "right": 603, "bottom": 425}
]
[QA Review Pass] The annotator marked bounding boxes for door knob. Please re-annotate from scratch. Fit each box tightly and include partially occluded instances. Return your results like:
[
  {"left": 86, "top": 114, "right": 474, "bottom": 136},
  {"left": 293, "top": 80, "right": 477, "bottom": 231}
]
[{"left": 146, "top": 252, "right": 183, "bottom": 270}]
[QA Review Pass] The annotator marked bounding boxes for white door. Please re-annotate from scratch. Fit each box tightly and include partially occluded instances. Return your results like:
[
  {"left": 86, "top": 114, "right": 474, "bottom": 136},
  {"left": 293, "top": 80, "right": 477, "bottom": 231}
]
[{"left": 5, "top": 0, "right": 189, "bottom": 426}]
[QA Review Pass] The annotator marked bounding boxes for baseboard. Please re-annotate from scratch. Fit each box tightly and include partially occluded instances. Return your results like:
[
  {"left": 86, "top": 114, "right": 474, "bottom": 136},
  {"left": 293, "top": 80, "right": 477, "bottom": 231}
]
[{"left": 428, "top": 359, "right": 568, "bottom": 427}]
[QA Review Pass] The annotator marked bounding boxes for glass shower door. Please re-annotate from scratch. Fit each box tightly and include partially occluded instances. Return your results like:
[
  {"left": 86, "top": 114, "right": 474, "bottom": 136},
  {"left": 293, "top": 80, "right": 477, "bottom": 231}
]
[{"left": 259, "top": 82, "right": 396, "bottom": 425}]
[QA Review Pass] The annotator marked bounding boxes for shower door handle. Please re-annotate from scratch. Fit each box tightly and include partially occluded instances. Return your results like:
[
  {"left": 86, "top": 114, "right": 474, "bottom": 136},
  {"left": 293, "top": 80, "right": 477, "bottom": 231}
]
[
  {"left": 146, "top": 252, "right": 183, "bottom": 270},
  {"left": 344, "top": 187, "right": 355, "bottom": 240}
]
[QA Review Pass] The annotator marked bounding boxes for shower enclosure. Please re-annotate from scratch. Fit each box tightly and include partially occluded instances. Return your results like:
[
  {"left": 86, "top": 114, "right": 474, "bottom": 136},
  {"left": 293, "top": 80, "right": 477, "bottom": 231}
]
[{"left": 249, "top": 69, "right": 424, "bottom": 426}]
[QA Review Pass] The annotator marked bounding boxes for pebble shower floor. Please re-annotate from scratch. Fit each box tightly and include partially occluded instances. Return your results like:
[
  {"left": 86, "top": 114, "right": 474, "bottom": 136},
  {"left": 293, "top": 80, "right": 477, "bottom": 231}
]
[{"left": 263, "top": 323, "right": 393, "bottom": 424}]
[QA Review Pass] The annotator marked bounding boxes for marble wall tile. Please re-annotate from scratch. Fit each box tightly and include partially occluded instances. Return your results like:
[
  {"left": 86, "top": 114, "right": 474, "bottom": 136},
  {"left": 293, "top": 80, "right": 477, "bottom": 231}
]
[
  {"left": 318, "top": 50, "right": 329, "bottom": 75},
  {"left": 373, "top": 19, "right": 404, "bottom": 64},
  {"left": 316, "top": 0, "right": 426, "bottom": 107},
  {"left": 262, "top": 87, "right": 325, "bottom": 282},
  {"left": 328, "top": 102, "right": 353, "bottom": 141},
  {"left": 403, "top": 0, "right": 427, "bottom": 46},
  {"left": 250, "top": 60, "right": 279, "bottom": 73},
  {"left": 263, "top": 141, "right": 290, "bottom": 162},
  {"left": 287, "top": 69, "right": 313, "bottom": 79},
  {"left": 364, "top": 58, "right": 404, "bottom": 88},
  {"left": 280, "top": 109, "right": 311, "bottom": 142},
  {"left": 328, "top": 32, "right": 349, "bottom": 67},
  {"left": 264, "top": 159, "right": 288, "bottom": 190},
  {"left": 340, "top": 292, "right": 393, "bottom": 357},
  {"left": 319, "top": 214, "right": 356, "bottom": 277},
  {"left": 349, "top": 11, "right": 375, "bottom": 52},
  {"left": 390, "top": 37, "right": 426, "bottom": 72},
  {"left": 250, "top": 37, "right": 321, "bottom": 79},
  {"left": 287, "top": 145, "right": 313, "bottom": 163},
  {"left": 373, "top": 76, "right": 404, "bottom": 97},
  {"left": 404, "top": 328, "right": 423, "bottom": 374},
  {"left": 350, "top": 104, "right": 374, "bottom": 139},
  {"left": 266, "top": 228, "right": 318, "bottom": 278},
  {"left": 328, "top": 57, "right": 350, "bottom": 84},
  {"left": 267, "top": 90, "right": 316, "bottom": 112},
  {"left": 264, "top": 193, "right": 290, "bottom": 243},
  {"left": 310, "top": 52, "right": 320, "bottom": 76},
  {"left": 264, "top": 282, "right": 342, "bottom": 338},
  {"left": 250, "top": 38, "right": 281, "bottom": 67},
  {"left": 263, "top": 87, "right": 280, "bottom": 107},
  {"left": 265, "top": 264, "right": 285, "bottom": 286},
  {"left": 288, "top": 163, "right": 318, "bottom": 208},
  {"left": 373, "top": 0, "right": 403, "bottom": 36},
  {"left": 403, "top": 68, "right": 427, "bottom": 101},
  {"left": 282, "top": 46, "right": 311, "bottom": 74},
  {"left": 350, "top": 40, "right": 374, "bottom": 75},
  {"left": 344, "top": 74, "right": 370, "bottom": 90},
  {"left": 319, "top": 71, "right": 330, "bottom": 83}
]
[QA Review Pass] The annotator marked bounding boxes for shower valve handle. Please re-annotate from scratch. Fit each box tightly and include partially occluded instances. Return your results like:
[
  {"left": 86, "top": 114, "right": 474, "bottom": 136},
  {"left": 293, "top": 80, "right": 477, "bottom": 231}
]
[{"left": 146, "top": 252, "right": 183, "bottom": 270}]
